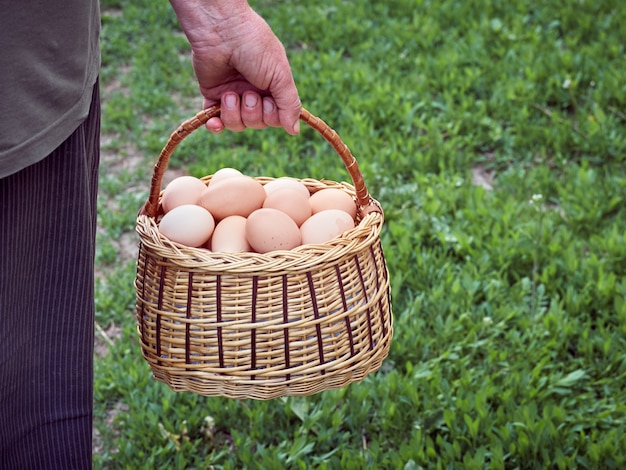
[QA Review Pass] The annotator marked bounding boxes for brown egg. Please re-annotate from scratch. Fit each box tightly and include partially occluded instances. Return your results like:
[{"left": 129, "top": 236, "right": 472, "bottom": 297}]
[
  {"left": 198, "top": 175, "right": 266, "bottom": 220},
  {"left": 210, "top": 215, "right": 251, "bottom": 253},
  {"left": 246, "top": 208, "right": 301, "bottom": 253},
  {"left": 262, "top": 187, "right": 311, "bottom": 226},
  {"left": 300, "top": 209, "right": 355, "bottom": 245},
  {"left": 160, "top": 176, "right": 207, "bottom": 213},
  {"left": 208, "top": 167, "right": 243, "bottom": 187},
  {"left": 158, "top": 204, "right": 215, "bottom": 247},
  {"left": 263, "top": 177, "right": 310, "bottom": 200},
  {"left": 309, "top": 188, "right": 357, "bottom": 220}
]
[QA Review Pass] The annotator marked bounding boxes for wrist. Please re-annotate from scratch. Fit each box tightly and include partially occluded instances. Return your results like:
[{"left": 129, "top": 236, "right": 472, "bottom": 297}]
[
  {"left": 170, "top": 0, "right": 256, "bottom": 46},
  {"left": 170, "top": 0, "right": 252, "bottom": 23}
]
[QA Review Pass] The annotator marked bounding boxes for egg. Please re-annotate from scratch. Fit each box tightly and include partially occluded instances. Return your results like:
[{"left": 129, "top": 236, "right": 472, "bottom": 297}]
[
  {"left": 309, "top": 188, "right": 357, "bottom": 220},
  {"left": 300, "top": 209, "right": 355, "bottom": 245},
  {"left": 263, "top": 177, "right": 310, "bottom": 200},
  {"left": 262, "top": 187, "right": 311, "bottom": 226},
  {"left": 160, "top": 176, "right": 207, "bottom": 213},
  {"left": 246, "top": 208, "right": 301, "bottom": 253},
  {"left": 158, "top": 204, "right": 215, "bottom": 247},
  {"left": 208, "top": 167, "right": 243, "bottom": 187},
  {"left": 210, "top": 215, "right": 251, "bottom": 253},
  {"left": 198, "top": 175, "right": 266, "bottom": 220}
]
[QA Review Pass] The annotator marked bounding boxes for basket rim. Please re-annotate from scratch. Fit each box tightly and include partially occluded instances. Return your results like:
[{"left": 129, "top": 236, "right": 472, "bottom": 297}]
[{"left": 136, "top": 210, "right": 383, "bottom": 273}]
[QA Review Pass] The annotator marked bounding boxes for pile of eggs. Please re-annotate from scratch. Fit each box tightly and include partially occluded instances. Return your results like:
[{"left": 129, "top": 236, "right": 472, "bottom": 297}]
[{"left": 157, "top": 168, "right": 358, "bottom": 253}]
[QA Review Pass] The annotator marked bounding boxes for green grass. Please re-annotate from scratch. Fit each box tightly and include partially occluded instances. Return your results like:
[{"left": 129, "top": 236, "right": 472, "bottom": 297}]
[{"left": 94, "top": 0, "right": 626, "bottom": 468}]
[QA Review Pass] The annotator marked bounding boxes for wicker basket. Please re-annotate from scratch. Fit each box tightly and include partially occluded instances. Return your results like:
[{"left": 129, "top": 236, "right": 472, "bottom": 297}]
[{"left": 134, "top": 105, "right": 392, "bottom": 400}]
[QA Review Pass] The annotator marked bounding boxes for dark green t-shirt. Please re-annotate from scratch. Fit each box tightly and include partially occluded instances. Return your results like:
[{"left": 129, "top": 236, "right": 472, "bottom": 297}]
[{"left": 0, "top": 1, "right": 101, "bottom": 178}]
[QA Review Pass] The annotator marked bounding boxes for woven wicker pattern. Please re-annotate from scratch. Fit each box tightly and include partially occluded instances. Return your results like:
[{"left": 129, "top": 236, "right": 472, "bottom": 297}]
[{"left": 135, "top": 106, "right": 393, "bottom": 399}]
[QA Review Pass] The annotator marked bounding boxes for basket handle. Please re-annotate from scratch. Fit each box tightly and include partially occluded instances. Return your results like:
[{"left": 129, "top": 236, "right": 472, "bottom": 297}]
[{"left": 140, "top": 105, "right": 382, "bottom": 218}]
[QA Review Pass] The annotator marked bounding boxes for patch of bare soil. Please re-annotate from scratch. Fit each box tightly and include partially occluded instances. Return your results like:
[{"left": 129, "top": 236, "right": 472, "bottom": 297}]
[
  {"left": 100, "top": 134, "right": 144, "bottom": 174},
  {"left": 92, "top": 400, "right": 129, "bottom": 457},
  {"left": 94, "top": 322, "right": 123, "bottom": 358},
  {"left": 471, "top": 164, "right": 495, "bottom": 191}
]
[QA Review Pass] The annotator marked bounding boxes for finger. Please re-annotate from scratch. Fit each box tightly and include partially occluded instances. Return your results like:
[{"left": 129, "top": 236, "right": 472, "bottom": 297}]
[
  {"left": 261, "top": 97, "right": 281, "bottom": 128},
  {"left": 220, "top": 92, "right": 246, "bottom": 132},
  {"left": 205, "top": 117, "right": 225, "bottom": 134},
  {"left": 241, "top": 91, "right": 266, "bottom": 129},
  {"left": 201, "top": 97, "right": 224, "bottom": 133}
]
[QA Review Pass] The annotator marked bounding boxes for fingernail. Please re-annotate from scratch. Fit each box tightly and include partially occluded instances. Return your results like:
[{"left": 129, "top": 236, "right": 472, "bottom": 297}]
[
  {"left": 224, "top": 93, "right": 237, "bottom": 109},
  {"left": 293, "top": 121, "right": 300, "bottom": 134},
  {"left": 262, "top": 99, "right": 275, "bottom": 114},
  {"left": 244, "top": 93, "right": 258, "bottom": 108}
]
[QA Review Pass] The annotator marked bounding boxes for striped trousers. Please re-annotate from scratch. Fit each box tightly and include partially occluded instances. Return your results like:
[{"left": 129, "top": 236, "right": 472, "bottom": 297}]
[{"left": 0, "top": 82, "right": 100, "bottom": 468}]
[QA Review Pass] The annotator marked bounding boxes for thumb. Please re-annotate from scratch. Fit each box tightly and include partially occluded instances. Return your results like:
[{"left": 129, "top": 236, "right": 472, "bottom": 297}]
[
  {"left": 278, "top": 97, "right": 302, "bottom": 135},
  {"left": 269, "top": 69, "right": 301, "bottom": 135}
]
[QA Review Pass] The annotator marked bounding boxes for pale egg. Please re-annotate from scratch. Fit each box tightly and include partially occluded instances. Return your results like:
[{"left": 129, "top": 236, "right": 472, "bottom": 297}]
[
  {"left": 263, "top": 177, "right": 310, "bottom": 200},
  {"left": 160, "top": 176, "right": 207, "bottom": 213},
  {"left": 246, "top": 208, "right": 301, "bottom": 253},
  {"left": 208, "top": 167, "right": 243, "bottom": 187},
  {"left": 300, "top": 209, "right": 355, "bottom": 245},
  {"left": 210, "top": 215, "right": 251, "bottom": 253},
  {"left": 262, "top": 187, "right": 311, "bottom": 226},
  {"left": 158, "top": 204, "right": 215, "bottom": 247},
  {"left": 309, "top": 188, "right": 357, "bottom": 220},
  {"left": 198, "top": 175, "right": 266, "bottom": 220}
]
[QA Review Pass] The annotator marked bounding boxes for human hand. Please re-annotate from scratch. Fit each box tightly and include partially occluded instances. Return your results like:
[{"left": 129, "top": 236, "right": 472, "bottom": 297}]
[{"left": 170, "top": 0, "right": 301, "bottom": 135}]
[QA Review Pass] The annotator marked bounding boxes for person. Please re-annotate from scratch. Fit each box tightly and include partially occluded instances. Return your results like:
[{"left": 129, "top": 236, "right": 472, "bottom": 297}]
[{"left": 0, "top": 0, "right": 301, "bottom": 467}]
